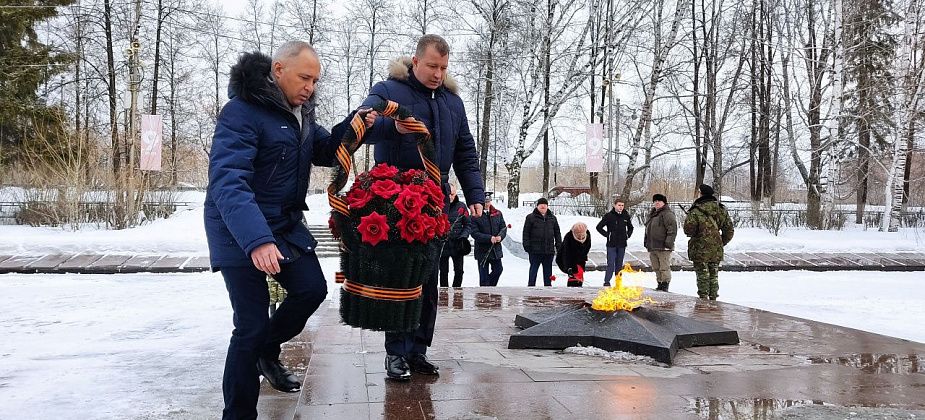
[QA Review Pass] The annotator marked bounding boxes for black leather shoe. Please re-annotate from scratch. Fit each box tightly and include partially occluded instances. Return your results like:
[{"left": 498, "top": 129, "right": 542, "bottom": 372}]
[
  {"left": 406, "top": 353, "right": 439, "bottom": 376},
  {"left": 385, "top": 355, "right": 411, "bottom": 381},
  {"left": 257, "top": 357, "right": 301, "bottom": 393}
]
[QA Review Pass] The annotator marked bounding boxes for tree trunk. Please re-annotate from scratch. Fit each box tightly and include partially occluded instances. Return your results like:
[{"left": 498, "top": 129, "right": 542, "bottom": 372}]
[
  {"left": 150, "top": 0, "right": 163, "bottom": 115},
  {"left": 104, "top": 0, "right": 120, "bottom": 174},
  {"left": 480, "top": 53, "right": 493, "bottom": 185}
]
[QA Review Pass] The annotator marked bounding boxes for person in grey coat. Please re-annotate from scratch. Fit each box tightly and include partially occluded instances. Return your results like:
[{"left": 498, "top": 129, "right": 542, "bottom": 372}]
[{"left": 644, "top": 193, "right": 677, "bottom": 291}]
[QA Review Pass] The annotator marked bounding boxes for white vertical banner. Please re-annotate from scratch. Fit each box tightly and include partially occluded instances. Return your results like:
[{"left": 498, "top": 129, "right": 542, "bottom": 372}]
[
  {"left": 140, "top": 114, "right": 162, "bottom": 171},
  {"left": 586, "top": 123, "right": 604, "bottom": 172}
]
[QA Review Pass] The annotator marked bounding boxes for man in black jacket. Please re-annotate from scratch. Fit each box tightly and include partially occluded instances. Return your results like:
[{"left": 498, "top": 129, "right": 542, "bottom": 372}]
[
  {"left": 523, "top": 198, "right": 562, "bottom": 287},
  {"left": 440, "top": 184, "right": 470, "bottom": 287},
  {"left": 595, "top": 197, "right": 634, "bottom": 286}
]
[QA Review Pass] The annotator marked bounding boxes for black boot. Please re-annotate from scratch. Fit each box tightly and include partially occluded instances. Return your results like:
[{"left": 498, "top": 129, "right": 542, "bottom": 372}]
[
  {"left": 656, "top": 282, "right": 669, "bottom": 292},
  {"left": 406, "top": 353, "right": 439, "bottom": 376},
  {"left": 385, "top": 355, "right": 411, "bottom": 381},
  {"left": 257, "top": 357, "right": 301, "bottom": 393}
]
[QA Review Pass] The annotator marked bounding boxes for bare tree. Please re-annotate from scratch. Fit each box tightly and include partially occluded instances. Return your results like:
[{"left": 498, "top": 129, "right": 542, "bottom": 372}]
[
  {"left": 884, "top": 0, "right": 925, "bottom": 231},
  {"left": 503, "top": 0, "right": 596, "bottom": 207},
  {"left": 619, "top": 0, "right": 687, "bottom": 201}
]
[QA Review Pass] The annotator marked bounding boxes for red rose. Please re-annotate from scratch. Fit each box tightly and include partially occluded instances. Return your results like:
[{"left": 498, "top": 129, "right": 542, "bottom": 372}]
[
  {"left": 368, "top": 163, "right": 399, "bottom": 179},
  {"left": 436, "top": 214, "right": 450, "bottom": 236},
  {"left": 457, "top": 207, "right": 467, "bottom": 216},
  {"left": 397, "top": 214, "right": 426, "bottom": 243},
  {"left": 400, "top": 169, "right": 425, "bottom": 184},
  {"left": 370, "top": 179, "right": 401, "bottom": 199},
  {"left": 507, "top": 224, "right": 512, "bottom": 228},
  {"left": 423, "top": 180, "right": 445, "bottom": 205},
  {"left": 421, "top": 215, "right": 437, "bottom": 240},
  {"left": 346, "top": 187, "right": 373, "bottom": 209},
  {"left": 357, "top": 211, "right": 390, "bottom": 246},
  {"left": 395, "top": 188, "right": 426, "bottom": 217},
  {"left": 550, "top": 275, "right": 557, "bottom": 282}
]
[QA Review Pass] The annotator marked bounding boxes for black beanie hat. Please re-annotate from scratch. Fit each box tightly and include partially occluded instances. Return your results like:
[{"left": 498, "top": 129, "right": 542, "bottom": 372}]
[
  {"left": 652, "top": 194, "right": 667, "bottom": 203},
  {"left": 699, "top": 184, "right": 715, "bottom": 196},
  {"left": 537, "top": 197, "right": 549, "bottom": 206}
]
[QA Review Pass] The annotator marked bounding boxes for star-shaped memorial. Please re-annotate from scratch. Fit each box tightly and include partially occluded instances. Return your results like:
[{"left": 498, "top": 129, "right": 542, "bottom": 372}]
[{"left": 508, "top": 303, "right": 739, "bottom": 364}]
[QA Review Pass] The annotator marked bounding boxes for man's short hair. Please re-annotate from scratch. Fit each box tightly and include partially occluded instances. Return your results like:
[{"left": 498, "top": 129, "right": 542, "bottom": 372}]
[
  {"left": 613, "top": 196, "right": 625, "bottom": 205},
  {"left": 415, "top": 34, "right": 450, "bottom": 57},
  {"left": 273, "top": 41, "right": 317, "bottom": 63}
]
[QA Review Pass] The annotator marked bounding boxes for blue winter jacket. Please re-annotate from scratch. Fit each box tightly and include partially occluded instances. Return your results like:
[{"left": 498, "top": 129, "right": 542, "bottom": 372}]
[
  {"left": 339, "top": 57, "right": 485, "bottom": 208},
  {"left": 204, "top": 52, "right": 344, "bottom": 269}
]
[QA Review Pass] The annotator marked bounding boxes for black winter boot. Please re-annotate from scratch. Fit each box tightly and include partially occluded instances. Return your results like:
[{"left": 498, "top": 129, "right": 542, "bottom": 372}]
[{"left": 656, "top": 282, "right": 669, "bottom": 292}]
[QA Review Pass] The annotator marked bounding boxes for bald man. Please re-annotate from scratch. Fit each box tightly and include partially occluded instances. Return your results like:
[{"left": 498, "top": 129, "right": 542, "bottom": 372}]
[{"left": 205, "top": 41, "right": 375, "bottom": 419}]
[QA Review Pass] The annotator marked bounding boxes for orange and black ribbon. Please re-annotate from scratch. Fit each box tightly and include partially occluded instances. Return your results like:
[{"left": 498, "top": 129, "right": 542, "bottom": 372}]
[
  {"left": 341, "top": 279, "right": 423, "bottom": 301},
  {"left": 327, "top": 100, "right": 437, "bottom": 217}
]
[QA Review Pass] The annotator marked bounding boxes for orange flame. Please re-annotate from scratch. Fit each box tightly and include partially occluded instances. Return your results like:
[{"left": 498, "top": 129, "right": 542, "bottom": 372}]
[{"left": 591, "top": 263, "right": 656, "bottom": 311}]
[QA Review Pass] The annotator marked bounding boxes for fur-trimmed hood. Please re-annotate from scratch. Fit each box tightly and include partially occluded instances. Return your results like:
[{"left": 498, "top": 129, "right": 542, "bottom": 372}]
[
  {"left": 387, "top": 56, "right": 459, "bottom": 94},
  {"left": 227, "top": 51, "right": 316, "bottom": 118}
]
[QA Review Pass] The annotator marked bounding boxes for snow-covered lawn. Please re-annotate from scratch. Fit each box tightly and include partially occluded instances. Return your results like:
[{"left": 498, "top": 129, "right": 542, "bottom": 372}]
[
  {"left": 0, "top": 265, "right": 922, "bottom": 419},
  {"left": 2, "top": 193, "right": 924, "bottom": 256}
]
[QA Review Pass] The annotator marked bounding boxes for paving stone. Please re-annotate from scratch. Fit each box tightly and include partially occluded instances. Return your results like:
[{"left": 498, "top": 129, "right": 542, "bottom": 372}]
[
  {"left": 182, "top": 256, "right": 211, "bottom": 272},
  {"left": 56, "top": 254, "right": 103, "bottom": 271},
  {"left": 119, "top": 255, "right": 164, "bottom": 273},
  {"left": 0, "top": 255, "right": 41, "bottom": 273},
  {"left": 84, "top": 255, "right": 132, "bottom": 273},
  {"left": 26, "top": 254, "right": 77, "bottom": 272},
  {"left": 744, "top": 252, "right": 791, "bottom": 267},
  {"left": 624, "top": 251, "right": 650, "bottom": 269},
  {"left": 147, "top": 256, "right": 190, "bottom": 273}
]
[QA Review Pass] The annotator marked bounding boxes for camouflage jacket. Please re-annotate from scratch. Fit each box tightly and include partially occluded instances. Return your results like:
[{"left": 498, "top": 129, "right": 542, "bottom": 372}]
[{"left": 683, "top": 195, "right": 734, "bottom": 263}]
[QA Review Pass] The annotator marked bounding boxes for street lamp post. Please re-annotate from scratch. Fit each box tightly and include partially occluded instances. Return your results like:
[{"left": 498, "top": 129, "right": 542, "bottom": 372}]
[{"left": 606, "top": 73, "right": 621, "bottom": 200}]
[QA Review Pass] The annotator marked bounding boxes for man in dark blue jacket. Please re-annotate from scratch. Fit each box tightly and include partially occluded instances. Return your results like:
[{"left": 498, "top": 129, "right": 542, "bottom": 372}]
[
  {"left": 471, "top": 193, "right": 506, "bottom": 286},
  {"left": 205, "top": 41, "right": 375, "bottom": 419},
  {"left": 345, "top": 34, "right": 485, "bottom": 381}
]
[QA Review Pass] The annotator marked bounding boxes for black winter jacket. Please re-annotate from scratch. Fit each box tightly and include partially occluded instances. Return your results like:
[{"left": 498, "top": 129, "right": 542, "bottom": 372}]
[
  {"left": 556, "top": 231, "right": 591, "bottom": 274},
  {"left": 596, "top": 208, "right": 634, "bottom": 248},
  {"left": 522, "top": 209, "right": 562, "bottom": 255}
]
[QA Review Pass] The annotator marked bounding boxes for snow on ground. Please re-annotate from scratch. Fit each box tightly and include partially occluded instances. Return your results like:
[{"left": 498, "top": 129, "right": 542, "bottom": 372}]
[
  {"left": 2, "top": 193, "right": 924, "bottom": 256},
  {"left": 0, "top": 264, "right": 923, "bottom": 419}
]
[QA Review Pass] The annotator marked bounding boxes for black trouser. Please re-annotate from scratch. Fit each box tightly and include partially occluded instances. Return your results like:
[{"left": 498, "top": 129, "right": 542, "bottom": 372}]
[
  {"left": 439, "top": 253, "right": 464, "bottom": 287},
  {"left": 384, "top": 266, "right": 438, "bottom": 356},
  {"left": 478, "top": 258, "right": 503, "bottom": 286},
  {"left": 219, "top": 253, "right": 327, "bottom": 420},
  {"left": 528, "top": 253, "right": 554, "bottom": 287}
]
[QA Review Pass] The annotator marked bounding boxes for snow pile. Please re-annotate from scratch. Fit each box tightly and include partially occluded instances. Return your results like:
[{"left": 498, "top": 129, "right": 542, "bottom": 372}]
[{"left": 563, "top": 344, "right": 664, "bottom": 366}]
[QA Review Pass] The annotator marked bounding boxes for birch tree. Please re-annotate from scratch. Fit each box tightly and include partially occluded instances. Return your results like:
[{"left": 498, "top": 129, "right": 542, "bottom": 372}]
[
  {"left": 619, "top": 0, "right": 687, "bottom": 201},
  {"left": 884, "top": 0, "right": 925, "bottom": 231}
]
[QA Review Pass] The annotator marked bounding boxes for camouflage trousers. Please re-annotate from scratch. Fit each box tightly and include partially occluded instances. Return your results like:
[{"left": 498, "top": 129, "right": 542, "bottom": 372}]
[
  {"left": 693, "top": 261, "right": 720, "bottom": 299},
  {"left": 648, "top": 250, "right": 673, "bottom": 284}
]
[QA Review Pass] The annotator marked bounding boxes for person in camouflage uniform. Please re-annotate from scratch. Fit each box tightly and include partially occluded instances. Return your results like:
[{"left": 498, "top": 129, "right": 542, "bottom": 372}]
[{"left": 683, "top": 184, "right": 734, "bottom": 300}]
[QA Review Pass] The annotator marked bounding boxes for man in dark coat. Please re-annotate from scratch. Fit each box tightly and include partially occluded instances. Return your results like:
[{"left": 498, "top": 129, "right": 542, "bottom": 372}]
[
  {"left": 440, "top": 184, "right": 470, "bottom": 287},
  {"left": 471, "top": 193, "right": 506, "bottom": 287},
  {"left": 523, "top": 198, "right": 562, "bottom": 287},
  {"left": 595, "top": 197, "right": 633, "bottom": 286},
  {"left": 644, "top": 193, "right": 677, "bottom": 291},
  {"left": 683, "top": 184, "right": 734, "bottom": 300},
  {"left": 344, "top": 34, "right": 485, "bottom": 381},
  {"left": 557, "top": 222, "right": 591, "bottom": 287},
  {"left": 205, "top": 42, "right": 376, "bottom": 419}
]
